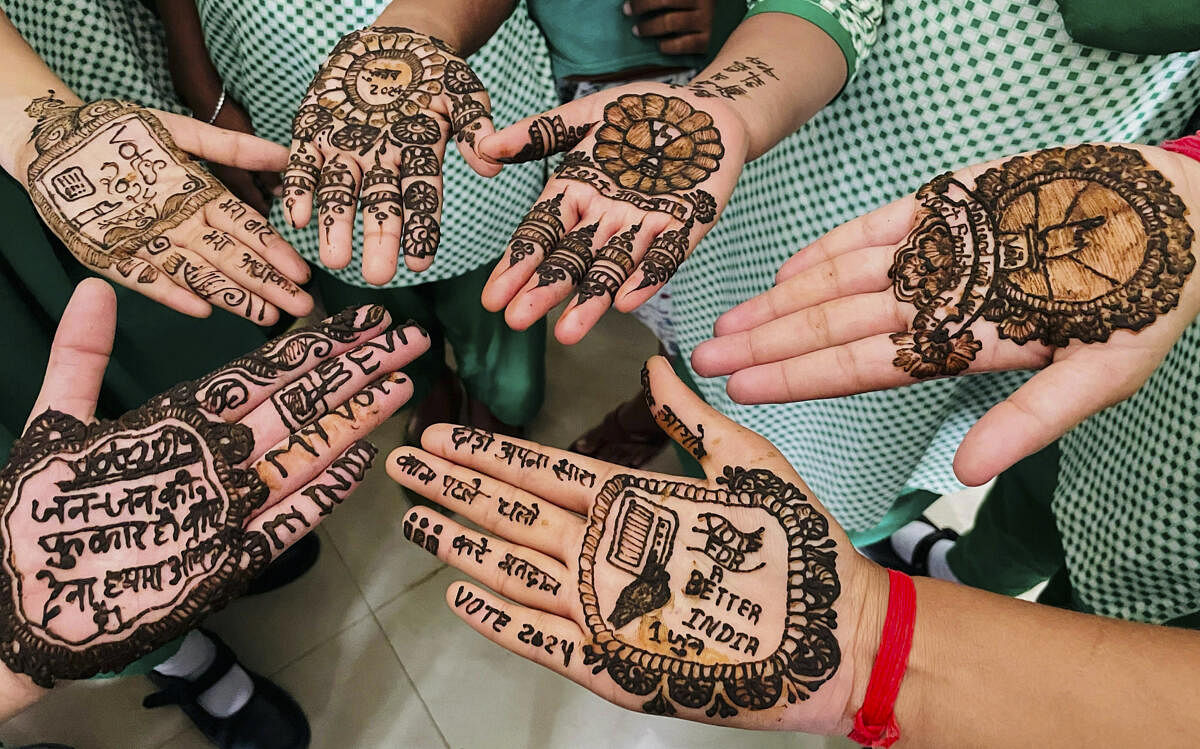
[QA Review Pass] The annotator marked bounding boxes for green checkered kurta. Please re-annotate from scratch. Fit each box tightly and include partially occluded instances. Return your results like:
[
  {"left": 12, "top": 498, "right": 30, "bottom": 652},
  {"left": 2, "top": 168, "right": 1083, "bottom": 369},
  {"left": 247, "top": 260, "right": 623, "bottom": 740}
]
[
  {"left": 195, "top": 0, "right": 559, "bottom": 287},
  {"left": 673, "top": 0, "right": 1200, "bottom": 622}
]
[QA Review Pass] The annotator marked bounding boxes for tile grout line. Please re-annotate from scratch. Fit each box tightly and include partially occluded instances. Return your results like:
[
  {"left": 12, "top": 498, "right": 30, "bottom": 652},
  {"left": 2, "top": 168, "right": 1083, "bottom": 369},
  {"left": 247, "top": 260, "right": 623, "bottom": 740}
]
[{"left": 322, "top": 525, "right": 451, "bottom": 749}]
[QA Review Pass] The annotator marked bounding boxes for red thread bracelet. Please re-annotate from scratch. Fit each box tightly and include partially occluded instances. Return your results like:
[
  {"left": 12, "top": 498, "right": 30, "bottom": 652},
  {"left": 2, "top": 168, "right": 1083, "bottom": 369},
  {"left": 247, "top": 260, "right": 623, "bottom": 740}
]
[
  {"left": 1162, "top": 131, "right": 1200, "bottom": 163},
  {"left": 847, "top": 569, "right": 916, "bottom": 748}
]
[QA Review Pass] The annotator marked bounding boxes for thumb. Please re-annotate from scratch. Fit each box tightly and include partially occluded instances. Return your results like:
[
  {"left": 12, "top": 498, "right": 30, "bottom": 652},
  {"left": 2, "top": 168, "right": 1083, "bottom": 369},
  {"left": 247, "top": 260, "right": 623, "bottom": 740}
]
[
  {"left": 26, "top": 278, "right": 117, "bottom": 429},
  {"left": 953, "top": 351, "right": 1146, "bottom": 486},
  {"left": 641, "top": 355, "right": 785, "bottom": 479},
  {"left": 478, "top": 97, "right": 597, "bottom": 164},
  {"left": 152, "top": 109, "right": 289, "bottom": 172}
]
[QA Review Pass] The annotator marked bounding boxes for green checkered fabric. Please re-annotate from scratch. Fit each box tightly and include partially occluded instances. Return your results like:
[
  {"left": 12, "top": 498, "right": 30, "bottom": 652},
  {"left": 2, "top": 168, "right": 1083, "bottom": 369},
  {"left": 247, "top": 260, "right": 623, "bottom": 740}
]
[
  {"left": 671, "top": 0, "right": 1200, "bottom": 622},
  {"left": 195, "top": 0, "right": 557, "bottom": 288}
]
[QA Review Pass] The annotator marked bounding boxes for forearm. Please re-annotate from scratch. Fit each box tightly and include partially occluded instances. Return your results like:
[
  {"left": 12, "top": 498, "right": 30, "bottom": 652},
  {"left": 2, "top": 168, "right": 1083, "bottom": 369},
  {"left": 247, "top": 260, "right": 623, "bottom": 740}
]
[
  {"left": 889, "top": 577, "right": 1200, "bottom": 747},
  {"left": 0, "top": 10, "right": 81, "bottom": 178},
  {"left": 374, "top": 0, "right": 515, "bottom": 56},
  {"left": 0, "top": 661, "right": 46, "bottom": 722},
  {"left": 690, "top": 12, "right": 845, "bottom": 160},
  {"left": 155, "top": 0, "right": 223, "bottom": 116}
]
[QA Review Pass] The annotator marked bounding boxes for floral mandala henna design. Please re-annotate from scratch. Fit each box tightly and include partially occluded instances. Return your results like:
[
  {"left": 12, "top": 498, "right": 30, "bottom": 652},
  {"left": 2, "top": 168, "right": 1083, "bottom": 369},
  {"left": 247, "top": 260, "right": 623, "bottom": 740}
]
[
  {"left": 402, "top": 212, "right": 440, "bottom": 260},
  {"left": 890, "top": 145, "right": 1195, "bottom": 378},
  {"left": 403, "top": 181, "right": 440, "bottom": 215},
  {"left": 24, "top": 93, "right": 221, "bottom": 279},
  {"left": 0, "top": 405, "right": 270, "bottom": 687},
  {"left": 578, "top": 468, "right": 840, "bottom": 719}
]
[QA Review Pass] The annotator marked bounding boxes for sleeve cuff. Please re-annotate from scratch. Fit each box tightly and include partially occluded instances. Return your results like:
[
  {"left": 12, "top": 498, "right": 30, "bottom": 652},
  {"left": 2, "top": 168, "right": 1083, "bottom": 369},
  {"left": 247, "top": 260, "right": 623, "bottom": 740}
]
[{"left": 744, "top": 0, "right": 860, "bottom": 80}]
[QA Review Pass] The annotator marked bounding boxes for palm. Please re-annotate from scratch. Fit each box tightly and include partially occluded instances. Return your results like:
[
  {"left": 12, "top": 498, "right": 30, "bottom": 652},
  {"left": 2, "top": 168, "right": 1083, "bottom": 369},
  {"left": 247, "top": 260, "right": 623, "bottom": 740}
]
[
  {"left": 693, "top": 143, "right": 1200, "bottom": 484},
  {"left": 282, "top": 26, "right": 496, "bottom": 283},
  {"left": 387, "top": 358, "right": 866, "bottom": 735},
  {"left": 479, "top": 84, "right": 746, "bottom": 344},
  {"left": 0, "top": 302, "right": 428, "bottom": 686},
  {"left": 20, "top": 93, "right": 312, "bottom": 325}
]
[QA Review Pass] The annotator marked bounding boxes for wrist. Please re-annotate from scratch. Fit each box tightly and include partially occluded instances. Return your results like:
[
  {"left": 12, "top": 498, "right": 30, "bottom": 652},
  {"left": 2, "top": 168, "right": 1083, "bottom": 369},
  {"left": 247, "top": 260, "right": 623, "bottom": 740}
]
[
  {"left": 844, "top": 560, "right": 892, "bottom": 729},
  {"left": 0, "top": 90, "right": 84, "bottom": 182},
  {"left": 370, "top": 10, "right": 466, "bottom": 53}
]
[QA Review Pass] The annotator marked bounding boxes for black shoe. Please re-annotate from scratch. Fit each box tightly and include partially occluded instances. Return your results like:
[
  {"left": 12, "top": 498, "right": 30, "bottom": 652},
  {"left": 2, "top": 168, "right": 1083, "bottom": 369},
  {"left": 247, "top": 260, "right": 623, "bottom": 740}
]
[
  {"left": 243, "top": 533, "right": 320, "bottom": 596},
  {"left": 860, "top": 516, "right": 959, "bottom": 577},
  {"left": 143, "top": 630, "right": 310, "bottom": 749}
]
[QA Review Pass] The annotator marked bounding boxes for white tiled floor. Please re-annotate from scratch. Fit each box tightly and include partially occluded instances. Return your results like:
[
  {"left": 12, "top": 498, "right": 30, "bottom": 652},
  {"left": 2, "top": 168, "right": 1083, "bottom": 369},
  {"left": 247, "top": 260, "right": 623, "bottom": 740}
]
[{"left": 0, "top": 309, "right": 973, "bottom": 749}]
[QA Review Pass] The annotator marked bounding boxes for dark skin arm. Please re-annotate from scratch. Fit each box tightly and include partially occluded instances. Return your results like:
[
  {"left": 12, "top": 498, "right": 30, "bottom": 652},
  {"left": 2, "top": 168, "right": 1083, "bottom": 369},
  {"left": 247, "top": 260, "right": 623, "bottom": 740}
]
[
  {"left": 155, "top": 0, "right": 281, "bottom": 213},
  {"left": 626, "top": 0, "right": 717, "bottom": 56}
]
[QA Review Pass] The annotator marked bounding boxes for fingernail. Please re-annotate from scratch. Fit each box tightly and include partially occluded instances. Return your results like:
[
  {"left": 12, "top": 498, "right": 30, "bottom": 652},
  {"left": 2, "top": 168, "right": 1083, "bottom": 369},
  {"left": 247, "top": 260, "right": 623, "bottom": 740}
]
[
  {"left": 631, "top": 25, "right": 640, "bottom": 37},
  {"left": 622, "top": 2, "right": 631, "bottom": 14}
]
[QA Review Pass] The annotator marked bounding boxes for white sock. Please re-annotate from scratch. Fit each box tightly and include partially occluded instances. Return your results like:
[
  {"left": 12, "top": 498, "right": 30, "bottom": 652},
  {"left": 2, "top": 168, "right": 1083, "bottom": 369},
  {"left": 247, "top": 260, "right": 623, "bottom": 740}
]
[
  {"left": 888, "top": 519, "right": 936, "bottom": 564},
  {"left": 154, "top": 631, "right": 254, "bottom": 718},
  {"left": 926, "top": 539, "right": 962, "bottom": 584}
]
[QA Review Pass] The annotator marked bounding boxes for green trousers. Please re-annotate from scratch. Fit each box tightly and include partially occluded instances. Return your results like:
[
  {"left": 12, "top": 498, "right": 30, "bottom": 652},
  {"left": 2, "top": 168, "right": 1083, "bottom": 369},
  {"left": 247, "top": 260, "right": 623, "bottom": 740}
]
[{"left": 314, "top": 265, "right": 546, "bottom": 427}]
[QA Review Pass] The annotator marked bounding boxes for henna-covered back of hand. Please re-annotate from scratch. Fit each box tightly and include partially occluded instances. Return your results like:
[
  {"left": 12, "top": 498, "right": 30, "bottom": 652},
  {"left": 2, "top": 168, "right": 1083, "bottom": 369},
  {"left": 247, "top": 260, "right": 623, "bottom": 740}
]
[{"left": 0, "top": 304, "right": 430, "bottom": 686}]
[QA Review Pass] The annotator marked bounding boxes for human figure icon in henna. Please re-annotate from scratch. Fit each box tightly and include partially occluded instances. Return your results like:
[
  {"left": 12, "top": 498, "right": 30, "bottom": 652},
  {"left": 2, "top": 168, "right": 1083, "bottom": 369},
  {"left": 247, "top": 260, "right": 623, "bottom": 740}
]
[
  {"left": 389, "top": 357, "right": 858, "bottom": 732},
  {"left": 0, "top": 280, "right": 430, "bottom": 689},
  {"left": 477, "top": 86, "right": 747, "bottom": 345},
  {"left": 284, "top": 26, "right": 498, "bottom": 283},
  {"left": 693, "top": 142, "right": 1200, "bottom": 486},
  {"left": 17, "top": 92, "right": 314, "bottom": 325}
]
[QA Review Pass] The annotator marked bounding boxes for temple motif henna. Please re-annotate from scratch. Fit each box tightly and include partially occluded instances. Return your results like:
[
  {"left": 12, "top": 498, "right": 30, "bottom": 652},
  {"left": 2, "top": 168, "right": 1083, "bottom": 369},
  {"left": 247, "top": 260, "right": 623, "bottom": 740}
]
[
  {"left": 574, "top": 225, "right": 639, "bottom": 305},
  {"left": 507, "top": 193, "right": 565, "bottom": 266},
  {"left": 23, "top": 93, "right": 220, "bottom": 280},
  {"left": 498, "top": 115, "right": 591, "bottom": 164},
  {"left": 889, "top": 145, "right": 1195, "bottom": 378},
  {"left": 578, "top": 468, "right": 840, "bottom": 719},
  {"left": 161, "top": 253, "right": 268, "bottom": 322}
]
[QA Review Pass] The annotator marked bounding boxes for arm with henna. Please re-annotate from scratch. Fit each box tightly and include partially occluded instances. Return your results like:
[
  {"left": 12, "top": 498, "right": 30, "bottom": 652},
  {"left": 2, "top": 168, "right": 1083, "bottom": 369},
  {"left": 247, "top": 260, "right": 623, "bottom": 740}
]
[
  {"left": 281, "top": 0, "right": 515, "bottom": 283},
  {"left": 388, "top": 356, "right": 1200, "bottom": 746},
  {"left": 475, "top": 9, "right": 861, "bottom": 344},
  {"left": 0, "top": 9, "right": 315, "bottom": 325},
  {"left": 0, "top": 279, "right": 431, "bottom": 720}
]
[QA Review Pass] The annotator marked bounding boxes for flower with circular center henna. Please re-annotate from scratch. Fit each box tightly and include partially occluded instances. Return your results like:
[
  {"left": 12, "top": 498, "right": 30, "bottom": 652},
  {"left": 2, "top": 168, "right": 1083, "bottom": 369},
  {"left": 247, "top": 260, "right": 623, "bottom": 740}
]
[
  {"left": 402, "top": 181, "right": 440, "bottom": 214},
  {"left": 593, "top": 94, "right": 724, "bottom": 195},
  {"left": 291, "top": 104, "right": 335, "bottom": 141},
  {"left": 399, "top": 145, "right": 440, "bottom": 177},
  {"left": 329, "top": 123, "right": 382, "bottom": 155},
  {"left": 388, "top": 113, "right": 442, "bottom": 145},
  {"left": 403, "top": 212, "right": 440, "bottom": 258},
  {"left": 444, "top": 59, "right": 485, "bottom": 95}
]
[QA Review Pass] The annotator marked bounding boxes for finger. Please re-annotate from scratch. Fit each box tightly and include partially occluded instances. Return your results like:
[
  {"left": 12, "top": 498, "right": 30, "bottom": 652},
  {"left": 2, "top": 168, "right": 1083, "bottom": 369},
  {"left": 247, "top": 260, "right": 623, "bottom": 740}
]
[
  {"left": 482, "top": 191, "right": 574, "bottom": 312},
  {"left": 315, "top": 155, "right": 361, "bottom": 269},
  {"left": 776, "top": 196, "right": 916, "bottom": 281},
  {"left": 190, "top": 224, "right": 312, "bottom": 318},
  {"left": 283, "top": 141, "right": 323, "bottom": 228},
  {"left": 506, "top": 218, "right": 606, "bottom": 331},
  {"left": 157, "top": 246, "right": 279, "bottom": 325},
  {"left": 641, "top": 354, "right": 785, "bottom": 476},
  {"left": 252, "top": 372, "right": 412, "bottom": 508},
  {"left": 445, "top": 581, "right": 586, "bottom": 677},
  {"left": 213, "top": 165, "right": 271, "bottom": 215},
  {"left": 554, "top": 217, "right": 666, "bottom": 345},
  {"left": 207, "top": 192, "right": 312, "bottom": 284},
  {"left": 245, "top": 440, "right": 378, "bottom": 556},
  {"left": 657, "top": 33, "right": 709, "bottom": 56},
  {"left": 152, "top": 110, "right": 289, "bottom": 171},
  {"left": 691, "top": 291, "right": 908, "bottom": 377},
  {"left": 420, "top": 424, "right": 617, "bottom": 515},
  {"left": 241, "top": 325, "right": 430, "bottom": 459},
  {"left": 633, "top": 10, "right": 702, "bottom": 37},
  {"left": 186, "top": 304, "right": 390, "bottom": 420},
  {"left": 396, "top": 122, "right": 448, "bottom": 274},
  {"left": 953, "top": 349, "right": 1144, "bottom": 486},
  {"left": 442, "top": 61, "right": 499, "bottom": 176},
  {"left": 618, "top": 213, "right": 710, "bottom": 310},
  {"left": 712, "top": 244, "right": 895, "bottom": 336},
  {"left": 478, "top": 99, "right": 597, "bottom": 164},
  {"left": 628, "top": 0, "right": 696, "bottom": 13},
  {"left": 87, "top": 252, "right": 212, "bottom": 319},
  {"left": 26, "top": 278, "right": 116, "bottom": 427},
  {"left": 402, "top": 506, "right": 570, "bottom": 615},
  {"left": 725, "top": 330, "right": 1049, "bottom": 404},
  {"left": 358, "top": 157, "right": 405, "bottom": 284},
  {"left": 387, "top": 445, "right": 585, "bottom": 560}
]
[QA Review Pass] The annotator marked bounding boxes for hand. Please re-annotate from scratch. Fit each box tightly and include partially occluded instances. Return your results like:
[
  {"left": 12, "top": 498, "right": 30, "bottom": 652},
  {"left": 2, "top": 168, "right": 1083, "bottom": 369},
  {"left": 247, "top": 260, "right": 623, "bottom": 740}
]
[
  {"left": 282, "top": 26, "right": 498, "bottom": 283},
  {"left": 388, "top": 357, "right": 883, "bottom": 734},
  {"left": 0, "top": 279, "right": 430, "bottom": 686},
  {"left": 625, "top": 0, "right": 716, "bottom": 56},
  {"left": 16, "top": 92, "right": 313, "bottom": 326},
  {"left": 693, "top": 143, "right": 1200, "bottom": 485},
  {"left": 207, "top": 92, "right": 283, "bottom": 216},
  {"left": 478, "top": 84, "right": 747, "bottom": 344}
]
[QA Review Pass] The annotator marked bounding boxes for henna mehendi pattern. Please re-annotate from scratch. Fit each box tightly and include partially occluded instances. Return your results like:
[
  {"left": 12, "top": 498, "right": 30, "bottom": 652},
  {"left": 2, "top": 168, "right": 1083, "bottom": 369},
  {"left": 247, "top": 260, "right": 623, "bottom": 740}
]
[
  {"left": 575, "top": 225, "right": 638, "bottom": 305},
  {"left": 578, "top": 468, "right": 841, "bottom": 718},
  {"left": 535, "top": 222, "right": 599, "bottom": 288},
  {"left": 686, "top": 56, "right": 778, "bottom": 101},
  {"left": 498, "top": 115, "right": 591, "bottom": 164},
  {"left": 507, "top": 193, "right": 565, "bottom": 266},
  {"left": 889, "top": 145, "right": 1195, "bottom": 378}
]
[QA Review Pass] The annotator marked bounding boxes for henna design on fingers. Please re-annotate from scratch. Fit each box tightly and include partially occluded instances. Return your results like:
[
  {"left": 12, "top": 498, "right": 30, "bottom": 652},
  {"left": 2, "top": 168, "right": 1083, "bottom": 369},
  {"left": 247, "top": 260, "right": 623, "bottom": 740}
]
[
  {"left": 889, "top": 145, "right": 1195, "bottom": 378},
  {"left": 161, "top": 253, "right": 268, "bottom": 322},
  {"left": 238, "top": 253, "right": 300, "bottom": 296},
  {"left": 535, "top": 222, "right": 599, "bottom": 288},
  {"left": 402, "top": 510, "right": 443, "bottom": 554},
  {"left": 402, "top": 212, "right": 440, "bottom": 259},
  {"left": 636, "top": 217, "right": 694, "bottom": 290},
  {"left": 315, "top": 156, "right": 357, "bottom": 240},
  {"left": 402, "top": 181, "right": 439, "bottom": 214},
  {"left": 24, "top": 93, "right": 221, "bottom": 282},
  {"left": 574, "top": 225, "right": 639, "bottom": 305},
  {"left": 398, "top": 145, "right": 439, "bottom": 177},
  {"left": 498, "top": 115, "right": 591, "bottom": 164},
  {"left": 200, "top": 229, "right": 234, "bottom": 254},
  {"left": 578, "top": 468, "right": 840, "bottom": 718},
  {"left": 444, "top": 59, "right": 484, "bottom": 95},
  {"left": 359, "top": 159, "right": 402, "bottom": 225},
  {"left": 497, "top": 553, "right": 562, "bottom": 595},
  {"left": 282, "top": 143, "right": 321, "bottom": 215},
  {"left": 507, "top": 193, "right": 565, "bottom": 266}
]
